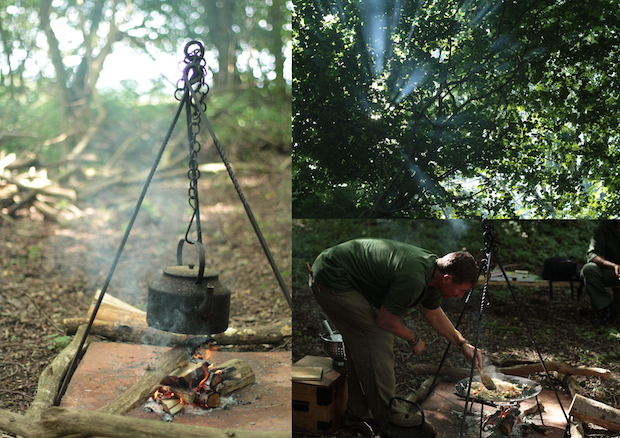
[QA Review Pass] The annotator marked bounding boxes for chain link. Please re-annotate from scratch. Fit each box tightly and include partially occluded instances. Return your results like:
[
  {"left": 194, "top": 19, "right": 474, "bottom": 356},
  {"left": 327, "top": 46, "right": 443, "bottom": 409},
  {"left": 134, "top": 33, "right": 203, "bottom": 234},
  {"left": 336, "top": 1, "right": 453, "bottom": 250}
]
[{"left": 175, "top": 41, "right": 210, "bottom": 244}]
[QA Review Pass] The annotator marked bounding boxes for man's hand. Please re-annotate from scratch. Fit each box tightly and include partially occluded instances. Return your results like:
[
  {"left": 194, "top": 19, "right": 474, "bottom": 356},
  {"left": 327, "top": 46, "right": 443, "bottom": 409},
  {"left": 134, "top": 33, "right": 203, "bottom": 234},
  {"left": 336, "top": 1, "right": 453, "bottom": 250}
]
[
  {"left": 410, "top": 339, "right": 425, "bottom": 355},
  {"left": 460, "top": 342, "right": 483, "bottom": 366}
]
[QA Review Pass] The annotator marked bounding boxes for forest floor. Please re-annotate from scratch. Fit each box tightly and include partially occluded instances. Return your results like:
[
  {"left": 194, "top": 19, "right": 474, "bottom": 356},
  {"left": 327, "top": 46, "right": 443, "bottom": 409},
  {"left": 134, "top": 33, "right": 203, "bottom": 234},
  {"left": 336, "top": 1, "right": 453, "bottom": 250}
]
[
  {"left": 0, "top": 153, "right": 292, "bottom": 424},
  {"left": 293, "top": 280, "right": 620, "bottom": 438}
]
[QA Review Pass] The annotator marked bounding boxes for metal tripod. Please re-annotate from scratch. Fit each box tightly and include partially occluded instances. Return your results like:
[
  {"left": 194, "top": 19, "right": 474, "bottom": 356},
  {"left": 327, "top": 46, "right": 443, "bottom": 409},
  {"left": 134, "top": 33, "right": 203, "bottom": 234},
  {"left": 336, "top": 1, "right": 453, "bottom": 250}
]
[{"left": 54, "top": 40, "right": 291, "bottom": 406}]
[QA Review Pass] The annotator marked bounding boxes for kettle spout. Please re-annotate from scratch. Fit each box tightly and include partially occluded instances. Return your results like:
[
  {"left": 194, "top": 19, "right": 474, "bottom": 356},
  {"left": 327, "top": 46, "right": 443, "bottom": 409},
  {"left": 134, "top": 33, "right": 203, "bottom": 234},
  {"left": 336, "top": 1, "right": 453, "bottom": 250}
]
[{"left": 197, "top": 284, "right": 214, "bottom": 318}]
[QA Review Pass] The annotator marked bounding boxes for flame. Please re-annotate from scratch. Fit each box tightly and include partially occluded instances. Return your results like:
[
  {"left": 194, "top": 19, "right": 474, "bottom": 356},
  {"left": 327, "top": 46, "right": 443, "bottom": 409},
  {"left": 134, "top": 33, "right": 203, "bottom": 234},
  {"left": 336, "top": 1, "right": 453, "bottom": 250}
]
[
  {"left": 152, "top": 344, "right": 223, "bottom": 413},
  {"left": 197, "top": 364, "right": 210, "bottom": 390}
]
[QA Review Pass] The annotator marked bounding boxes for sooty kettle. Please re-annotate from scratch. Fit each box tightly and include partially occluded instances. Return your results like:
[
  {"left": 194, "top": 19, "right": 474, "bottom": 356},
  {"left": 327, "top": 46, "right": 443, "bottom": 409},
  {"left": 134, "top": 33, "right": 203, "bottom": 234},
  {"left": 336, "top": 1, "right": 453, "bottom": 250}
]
[{"left": 380, "top": 398, "right": 436, "bottom": 438}]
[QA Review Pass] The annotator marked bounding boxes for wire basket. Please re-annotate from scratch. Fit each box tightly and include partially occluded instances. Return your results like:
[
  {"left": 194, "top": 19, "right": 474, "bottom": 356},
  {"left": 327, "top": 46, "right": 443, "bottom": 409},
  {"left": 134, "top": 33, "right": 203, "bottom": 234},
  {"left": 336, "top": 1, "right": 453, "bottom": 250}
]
[{"left": 320, "top": 332, "right": 346, "bottom": 365}]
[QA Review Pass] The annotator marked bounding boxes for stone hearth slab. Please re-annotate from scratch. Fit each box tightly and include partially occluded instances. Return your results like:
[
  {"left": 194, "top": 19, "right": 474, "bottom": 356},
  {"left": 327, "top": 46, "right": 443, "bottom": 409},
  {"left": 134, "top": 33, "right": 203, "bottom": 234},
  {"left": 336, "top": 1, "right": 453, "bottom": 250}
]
[
  {"left": 59, "top": 341, "right": 291, "bottom": 433},
  {"left": 421, "top": 382, "right": 571, "bottom": 438}
]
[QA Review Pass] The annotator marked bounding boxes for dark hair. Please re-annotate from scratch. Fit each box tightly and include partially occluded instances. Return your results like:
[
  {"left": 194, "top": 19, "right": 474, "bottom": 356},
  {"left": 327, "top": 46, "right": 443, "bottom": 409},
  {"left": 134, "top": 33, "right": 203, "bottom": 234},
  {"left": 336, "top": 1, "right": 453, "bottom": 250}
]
[{"left": 437, "top": 251, "right": 478, "bottom": 286}]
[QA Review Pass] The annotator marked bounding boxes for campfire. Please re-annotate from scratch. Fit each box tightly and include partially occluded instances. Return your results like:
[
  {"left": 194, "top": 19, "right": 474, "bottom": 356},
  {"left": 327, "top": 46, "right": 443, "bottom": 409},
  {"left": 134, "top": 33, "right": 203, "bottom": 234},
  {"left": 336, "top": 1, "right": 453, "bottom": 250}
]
[{"left": 147, "top": 348, "right": 255, "bottom": 420}]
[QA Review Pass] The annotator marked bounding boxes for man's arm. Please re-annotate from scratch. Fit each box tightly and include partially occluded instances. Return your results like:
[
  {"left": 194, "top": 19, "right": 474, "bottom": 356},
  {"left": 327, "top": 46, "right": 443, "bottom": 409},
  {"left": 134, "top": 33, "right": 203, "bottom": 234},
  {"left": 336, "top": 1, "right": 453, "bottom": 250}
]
[
  {"left": 422, "top": 306, "right": 482, "bottom": 365},
  {"left": 591, "top": 255, "right": 620, "bottom": 279},
  {"left": 375, "top": 305, "right": 425, "bottom": 355}
]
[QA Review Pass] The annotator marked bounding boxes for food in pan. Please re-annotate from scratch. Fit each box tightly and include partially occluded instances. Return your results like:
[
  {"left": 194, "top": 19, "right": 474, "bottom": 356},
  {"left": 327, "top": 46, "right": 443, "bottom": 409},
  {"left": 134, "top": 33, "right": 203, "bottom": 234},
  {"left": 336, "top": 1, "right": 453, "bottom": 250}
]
[{"left": 469, "top": 378, "right": 531, "bottom": 401}]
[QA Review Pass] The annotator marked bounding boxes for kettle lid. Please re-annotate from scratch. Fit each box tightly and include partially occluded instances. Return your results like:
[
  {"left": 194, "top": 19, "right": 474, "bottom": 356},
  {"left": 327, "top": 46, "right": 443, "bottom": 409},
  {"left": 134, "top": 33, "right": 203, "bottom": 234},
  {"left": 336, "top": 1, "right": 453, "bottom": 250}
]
[
  {"left": 389, "top": 411, "right": 424, "bottom": 427},
  {"left": 163, "top": 265, "right": 219, "bottom": 279}
]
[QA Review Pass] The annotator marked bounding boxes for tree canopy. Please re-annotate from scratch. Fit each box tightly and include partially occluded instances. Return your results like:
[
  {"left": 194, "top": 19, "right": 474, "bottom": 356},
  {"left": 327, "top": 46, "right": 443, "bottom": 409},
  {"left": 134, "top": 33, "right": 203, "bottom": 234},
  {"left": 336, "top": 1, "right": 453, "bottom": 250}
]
[{"left": 292, "top": 0, "right": 620, "bottom": 219}]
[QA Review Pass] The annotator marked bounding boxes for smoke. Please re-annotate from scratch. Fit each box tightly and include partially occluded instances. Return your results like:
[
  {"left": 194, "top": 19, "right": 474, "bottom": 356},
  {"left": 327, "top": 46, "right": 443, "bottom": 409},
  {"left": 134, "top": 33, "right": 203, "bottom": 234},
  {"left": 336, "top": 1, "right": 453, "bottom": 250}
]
[{"left": 449, "top": 219, "right": 471, "bottom": 241}]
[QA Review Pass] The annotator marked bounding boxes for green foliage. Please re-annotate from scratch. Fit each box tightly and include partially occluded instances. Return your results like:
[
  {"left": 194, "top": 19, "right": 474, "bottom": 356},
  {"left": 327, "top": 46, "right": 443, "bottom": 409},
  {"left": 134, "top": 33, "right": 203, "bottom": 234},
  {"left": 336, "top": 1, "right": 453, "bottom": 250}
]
[
  {"left": 131, "top": 0, "right": 292, "bottom": 87},
  {"left": 1, "top": 0, "right": 291, "bottom": 175},
  {"left": 27, "top": 246, "right": 41, "bottom": 262},
  {"left": 292, "top": 218, "right": 599, "bottom": 286},
  {"left": 293, "top": 0, "right": 620, "bottom": 218},
  {"left": 46, "top": 334, "right": 72, "bottom": 351}
]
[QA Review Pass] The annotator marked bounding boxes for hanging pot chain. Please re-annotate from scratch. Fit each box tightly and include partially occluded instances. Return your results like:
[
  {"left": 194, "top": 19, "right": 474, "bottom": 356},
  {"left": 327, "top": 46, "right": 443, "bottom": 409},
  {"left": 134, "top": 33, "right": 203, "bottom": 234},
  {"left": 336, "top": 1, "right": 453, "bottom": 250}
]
[{"left": 176, "top": 41, "right": 210, "bottom": 245}]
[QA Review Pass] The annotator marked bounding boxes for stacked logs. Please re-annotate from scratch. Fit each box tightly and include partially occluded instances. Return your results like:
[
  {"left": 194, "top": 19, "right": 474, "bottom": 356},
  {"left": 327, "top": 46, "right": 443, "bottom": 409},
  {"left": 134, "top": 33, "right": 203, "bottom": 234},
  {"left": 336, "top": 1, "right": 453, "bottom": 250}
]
[
  {"left": 0, "top": 152, "right": 78, "bottom": 223},
  {"left": 152, "top": 357, "right": 255, "bottom": 417}
]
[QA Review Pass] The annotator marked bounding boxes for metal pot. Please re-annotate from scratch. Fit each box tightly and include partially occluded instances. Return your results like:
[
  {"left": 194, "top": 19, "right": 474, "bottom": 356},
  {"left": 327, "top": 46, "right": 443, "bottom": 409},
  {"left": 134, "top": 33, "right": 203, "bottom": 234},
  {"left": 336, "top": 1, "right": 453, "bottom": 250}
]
[
  {"left": 146, "top": 240, "right": 231, "bottom": 335},
  {"left": 381, "top": 398, "right": 436, "bottom": 438}
]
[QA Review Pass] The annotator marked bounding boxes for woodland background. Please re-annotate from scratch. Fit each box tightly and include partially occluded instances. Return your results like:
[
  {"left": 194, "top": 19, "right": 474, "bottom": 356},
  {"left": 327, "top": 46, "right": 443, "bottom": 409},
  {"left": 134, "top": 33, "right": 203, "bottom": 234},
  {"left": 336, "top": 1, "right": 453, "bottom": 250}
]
[{"left": 0, "top": 0, "right": 293, "bottom": 421}]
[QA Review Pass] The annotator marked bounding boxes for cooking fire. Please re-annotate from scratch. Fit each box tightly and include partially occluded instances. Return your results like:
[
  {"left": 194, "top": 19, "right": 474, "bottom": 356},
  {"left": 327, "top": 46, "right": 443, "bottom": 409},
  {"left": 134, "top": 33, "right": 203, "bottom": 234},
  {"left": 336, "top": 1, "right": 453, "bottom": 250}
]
[{"left": 146, "top": 349, "right": 256, "bottom": 421}]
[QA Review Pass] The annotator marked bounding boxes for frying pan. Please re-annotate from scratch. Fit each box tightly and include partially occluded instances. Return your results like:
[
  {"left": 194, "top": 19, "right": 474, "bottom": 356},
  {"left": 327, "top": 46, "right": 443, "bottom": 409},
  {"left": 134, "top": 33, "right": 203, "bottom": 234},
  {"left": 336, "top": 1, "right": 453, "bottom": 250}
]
[{"left": 455, "top": 373, "right": 542, "bottom": 405}]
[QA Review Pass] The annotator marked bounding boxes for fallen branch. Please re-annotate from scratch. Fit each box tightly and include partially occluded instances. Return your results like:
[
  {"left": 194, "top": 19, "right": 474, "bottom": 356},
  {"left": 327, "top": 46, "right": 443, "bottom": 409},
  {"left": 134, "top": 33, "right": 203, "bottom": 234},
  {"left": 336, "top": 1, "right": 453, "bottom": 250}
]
[
  {"left": 408, "top": 361, "right": 610, "bottom": 380},
  {"left": 20, "top": 291, "right": 63, "bottom": 333},
  {"left": 62, "top": 318, "right": 292, "bottom": 346},
  {"left": 0, "top": 407, "right": 289, "bottom": 438},
  {"left": 25, "top": 325, "right": 93, "bottom": 420},
  {"left": 404, "top": 376, "right": 441, "bottom": 404},
  {"left": 554, "top": 372, "right": 582, "bottom": 400},
  {"left": 499, "top": 361, "right": 610, "bottom": 380}
]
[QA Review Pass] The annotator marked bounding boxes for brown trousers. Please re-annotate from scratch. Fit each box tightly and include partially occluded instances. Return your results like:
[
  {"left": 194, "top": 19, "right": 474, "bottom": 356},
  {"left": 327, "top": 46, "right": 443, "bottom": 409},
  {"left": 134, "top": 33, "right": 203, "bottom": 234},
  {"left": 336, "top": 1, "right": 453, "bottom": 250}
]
[{"left": 311, "top": 280, "right": 396, "bottom": 427}]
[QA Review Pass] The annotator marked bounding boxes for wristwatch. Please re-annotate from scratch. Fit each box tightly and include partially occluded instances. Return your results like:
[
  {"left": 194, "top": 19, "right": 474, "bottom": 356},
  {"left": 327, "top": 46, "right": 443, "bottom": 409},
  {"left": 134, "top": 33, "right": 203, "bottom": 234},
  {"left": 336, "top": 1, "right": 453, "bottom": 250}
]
[{"left": 408, "top": 333, "right": 421, "bottom": 348}]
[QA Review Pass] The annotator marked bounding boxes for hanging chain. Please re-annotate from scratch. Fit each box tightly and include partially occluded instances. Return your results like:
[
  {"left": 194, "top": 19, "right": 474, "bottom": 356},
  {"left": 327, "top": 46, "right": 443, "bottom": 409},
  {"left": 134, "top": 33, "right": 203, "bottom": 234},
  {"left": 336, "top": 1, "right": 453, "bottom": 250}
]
[{"left": 175, "top": 41, "right": 210, "bottom": 245}]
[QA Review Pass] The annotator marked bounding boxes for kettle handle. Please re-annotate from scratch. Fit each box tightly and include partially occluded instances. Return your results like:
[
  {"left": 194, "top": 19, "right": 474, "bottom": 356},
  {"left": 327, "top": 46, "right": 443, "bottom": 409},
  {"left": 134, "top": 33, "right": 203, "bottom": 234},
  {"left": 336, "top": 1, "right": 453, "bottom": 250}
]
[
  {"left": 176, "top": 239, "right": 206, "bottom": 284},
  {"left": 389, "top": 397, "right": 425, "bottom": 424}
]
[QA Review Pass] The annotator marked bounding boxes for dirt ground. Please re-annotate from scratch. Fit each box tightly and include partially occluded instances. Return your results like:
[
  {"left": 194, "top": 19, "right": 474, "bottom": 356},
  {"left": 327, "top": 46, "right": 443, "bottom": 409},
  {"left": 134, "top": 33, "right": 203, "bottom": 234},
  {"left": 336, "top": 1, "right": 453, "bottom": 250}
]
[
  {"left": 293, "top": 279, "right": 620, "bottom": 438},
  {"left": 0, "top": 155, "right": 292, "bottom": 424}
]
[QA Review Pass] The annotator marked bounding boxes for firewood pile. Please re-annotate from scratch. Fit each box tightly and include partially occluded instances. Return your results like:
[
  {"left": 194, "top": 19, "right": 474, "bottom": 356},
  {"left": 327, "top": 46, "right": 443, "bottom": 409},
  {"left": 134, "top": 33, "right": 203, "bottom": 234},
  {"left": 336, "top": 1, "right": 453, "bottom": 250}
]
[
  {"left": 0, "top": 152, "right": 79, "bottom": 223},
  {"left": 0, "top": 148, "right": 233, "bottom": 224}
]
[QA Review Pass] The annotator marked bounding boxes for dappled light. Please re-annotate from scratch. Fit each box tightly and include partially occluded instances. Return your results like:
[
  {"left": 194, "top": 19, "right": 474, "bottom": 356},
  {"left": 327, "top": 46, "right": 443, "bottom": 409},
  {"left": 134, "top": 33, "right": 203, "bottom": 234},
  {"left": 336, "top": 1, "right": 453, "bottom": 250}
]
[{"left": 293, "top": 0, "right": 620, "bottom": 218}]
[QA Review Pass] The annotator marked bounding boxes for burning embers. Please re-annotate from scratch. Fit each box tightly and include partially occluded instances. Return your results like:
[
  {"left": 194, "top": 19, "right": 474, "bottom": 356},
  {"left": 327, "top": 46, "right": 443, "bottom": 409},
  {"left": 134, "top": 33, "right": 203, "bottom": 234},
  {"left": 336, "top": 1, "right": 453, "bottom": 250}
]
[{"left": 149, "top": 350, "right": 255, "bottom": 420}]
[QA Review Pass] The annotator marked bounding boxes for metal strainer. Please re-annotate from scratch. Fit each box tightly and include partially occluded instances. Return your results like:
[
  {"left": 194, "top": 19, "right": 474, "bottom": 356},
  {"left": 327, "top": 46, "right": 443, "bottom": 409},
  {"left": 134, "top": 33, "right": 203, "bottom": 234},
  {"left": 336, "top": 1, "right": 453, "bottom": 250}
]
[{"left": 320, "top": 320, "right": 346, "bottom": 366}]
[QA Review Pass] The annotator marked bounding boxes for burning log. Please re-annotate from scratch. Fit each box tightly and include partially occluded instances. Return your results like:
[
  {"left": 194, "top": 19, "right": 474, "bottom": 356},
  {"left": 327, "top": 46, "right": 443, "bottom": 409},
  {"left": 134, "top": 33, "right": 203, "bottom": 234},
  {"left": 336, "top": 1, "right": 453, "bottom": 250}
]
[
  {"left": 157, "top": 385, "right": 197, "bottom": 404},
  {"left": 498, "top": 407, "right": 519, "bottom": 436},
  {"left": 161, "top": 398, "right": 184, "bottom": 415},
  {"left": 199, "top": 392, "right": 221, "bottom": 408},
  {"left": 153, "top": 357, "right": 255, "bottom": 416}
]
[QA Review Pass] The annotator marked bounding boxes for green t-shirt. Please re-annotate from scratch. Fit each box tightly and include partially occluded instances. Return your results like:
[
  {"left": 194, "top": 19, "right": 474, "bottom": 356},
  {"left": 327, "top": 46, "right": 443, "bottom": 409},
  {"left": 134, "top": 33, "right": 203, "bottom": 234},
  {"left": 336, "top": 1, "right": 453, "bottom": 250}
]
[{"left": 312, "top": 238, "right": 440, "bottom": 316}]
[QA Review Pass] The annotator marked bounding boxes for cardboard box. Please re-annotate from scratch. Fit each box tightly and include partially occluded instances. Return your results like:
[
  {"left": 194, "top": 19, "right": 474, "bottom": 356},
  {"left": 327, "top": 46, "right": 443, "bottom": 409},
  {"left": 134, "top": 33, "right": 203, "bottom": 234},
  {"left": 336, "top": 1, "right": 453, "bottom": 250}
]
[{"left": 293, "top": 356, "right": 347, "bottom": 435}]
